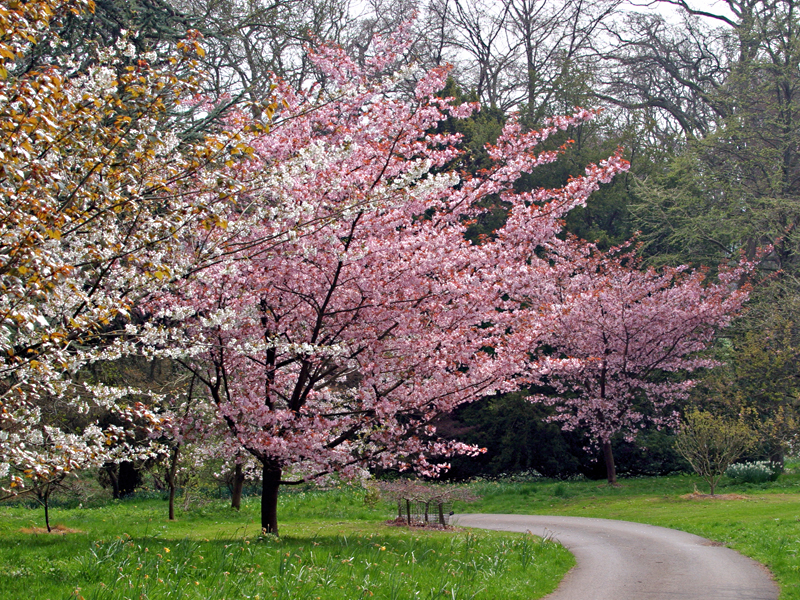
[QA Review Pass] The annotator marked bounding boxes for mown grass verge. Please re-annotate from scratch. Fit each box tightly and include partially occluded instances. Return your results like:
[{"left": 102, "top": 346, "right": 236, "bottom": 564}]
[
  {"left": 0, "top": 486, "right": 573, "bottom": 600},
  {"left": 458, "top": 468, "right": 800, "bottom": 600}
]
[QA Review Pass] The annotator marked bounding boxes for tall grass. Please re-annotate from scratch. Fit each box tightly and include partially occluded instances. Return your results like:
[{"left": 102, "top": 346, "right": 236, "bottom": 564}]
[
  {"left": 0, "top": 486, "right": 573, "bottom": 600},
  {"left": 68, "top": 529, "right": 570, "bottom": 600}
]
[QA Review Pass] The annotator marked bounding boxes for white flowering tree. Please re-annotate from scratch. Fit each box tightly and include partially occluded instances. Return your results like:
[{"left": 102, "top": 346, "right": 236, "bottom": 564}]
[{"left": 0, "top": 0, "right": 264, "bottom": 522}]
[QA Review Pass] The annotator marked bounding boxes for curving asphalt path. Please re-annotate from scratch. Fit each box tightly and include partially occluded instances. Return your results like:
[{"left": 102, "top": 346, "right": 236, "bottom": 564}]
[{"left": 454, "top": 514, "right": 779, "bottom": 600}]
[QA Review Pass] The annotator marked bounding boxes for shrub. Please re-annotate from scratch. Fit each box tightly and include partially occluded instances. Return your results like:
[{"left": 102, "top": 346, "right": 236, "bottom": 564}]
[
  {"left": 725, "top": 461, "right": 781, "bottom": 483},
  {"left": 675, "top": 409, "right": 756, "bottom": 494}
]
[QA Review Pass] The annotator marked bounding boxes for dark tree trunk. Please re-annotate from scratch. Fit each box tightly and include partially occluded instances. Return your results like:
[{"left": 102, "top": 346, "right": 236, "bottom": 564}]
[
  {"left": 151, "top": 473, "right": 165, "bottom": 491},
  {"left": 118, "top": 461, "right": 139, "bottom": 497},
  {"left": 167, "top": 445, "right": 180, "bottom": 521},
  {"left": 168, "top": 484, "right": 176, "bottom": 521},
  {"left": 603, "top": 441, "right": 617, "bottom": 485},
  {"left": 103, "top": 463, "right": 121, "bottom": 499},
  {"left": 231, "top": 462, "right": 245, "bottom": 510},
  {"left": 42, "top": 486, "right": 51, "bottom": 533},
  {"left": 770, "top": 446, "right": 785, "bottom": 470},
  {"left": 36, "top": 479, "right": 60, "bottom": 532},
  {"left": 261, "top": 463, "right": 281, "bottom": 535}
]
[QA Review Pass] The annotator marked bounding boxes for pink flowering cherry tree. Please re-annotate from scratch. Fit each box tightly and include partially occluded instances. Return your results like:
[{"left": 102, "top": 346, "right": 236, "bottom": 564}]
[
  {"left": 528, "top": 241, "right": 752, "bottom": 484},
  {"left": 146, "top": 32, "right": 630, "bottom": 533}
]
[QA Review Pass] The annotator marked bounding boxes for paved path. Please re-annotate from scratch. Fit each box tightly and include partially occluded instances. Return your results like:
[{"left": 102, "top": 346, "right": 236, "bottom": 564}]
[{"left": 454, "top": 514, "right": 779, "bottom": 600}]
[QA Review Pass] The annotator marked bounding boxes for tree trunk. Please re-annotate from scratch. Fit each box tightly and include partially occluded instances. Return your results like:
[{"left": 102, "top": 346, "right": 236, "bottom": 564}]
[
  {"left": 104, "top": 463, "right": 121, "bottom": 499},
  {"left": 43, "top": 486, "right": 51, "bottom": 533},
  {"left": 118, "top": 461, "right": 139, "bottom": 497},
  {"left": 167, "top": 445, "right": 180, "bottom": 521},
  {"left": 603, "top": 441, "right": 617, "bottom": 485},
  {"left": 231, "top": 462, "right": 245, "bottom": 510},
  {"left": 168, "top": 483, "right": 176, "bottom": 521},
  {"left": 261, "top": 463, "right": 281, "bottom": 535},
  {"left": 770, "top": 446, "right": 785, "bottom": 470}
]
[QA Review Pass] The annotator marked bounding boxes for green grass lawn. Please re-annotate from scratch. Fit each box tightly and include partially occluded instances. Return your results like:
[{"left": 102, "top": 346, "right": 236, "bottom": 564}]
[
  {"left": 0, "top": 487, "right": 573, "bottom": 600},
  {"left": 459, "top": 469, "right": 800, "bottom": 600},
  {"left": 7, "top": 468, "right": 800, "bottom": 600}
]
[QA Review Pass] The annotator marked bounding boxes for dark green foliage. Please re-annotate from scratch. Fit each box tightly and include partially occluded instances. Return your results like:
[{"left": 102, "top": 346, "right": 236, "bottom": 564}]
[
  {"left": 440, "top": 393, "right": 583, "bottom": 480},
  {"left": 433, "top": 79, "right": 508, "bottom": 245},
  {"left": 626, "top": 3, "right": 800, "bottom": 282},
  {"left": 439, "top": 393, "right": 688, "bottom": 480},
  {"left": 516, "top": 112, "right": 642, "bottom": 249},
  {"left": 64, "top": 0, "right": 200, "bottom": 47},
  {"left": 434, "top": 78, "right": 638, "bottom": 248},
  {"left": 436, "top": 78, "right": 506, "bottom": 174},
  {"left": 608, "top": 430, "right": 690, "bottom": 478}
]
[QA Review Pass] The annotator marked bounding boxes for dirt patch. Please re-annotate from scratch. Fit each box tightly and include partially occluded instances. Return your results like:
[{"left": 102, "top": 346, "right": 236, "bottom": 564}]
[
  {"left": 680, "top": 492, "right": 750, "bottom": 501},
  {"left": 20, "top": 524, "right": 82, "bottom": 535}
]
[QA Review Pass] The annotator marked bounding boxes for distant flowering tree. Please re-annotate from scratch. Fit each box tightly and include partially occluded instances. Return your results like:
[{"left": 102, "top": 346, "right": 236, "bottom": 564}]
[
  {"left": 147, "top": 31, "right": 630, "bottom": 533},
  {"left": 528, "top": 242, "right": 753, "bottom": 484}
]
